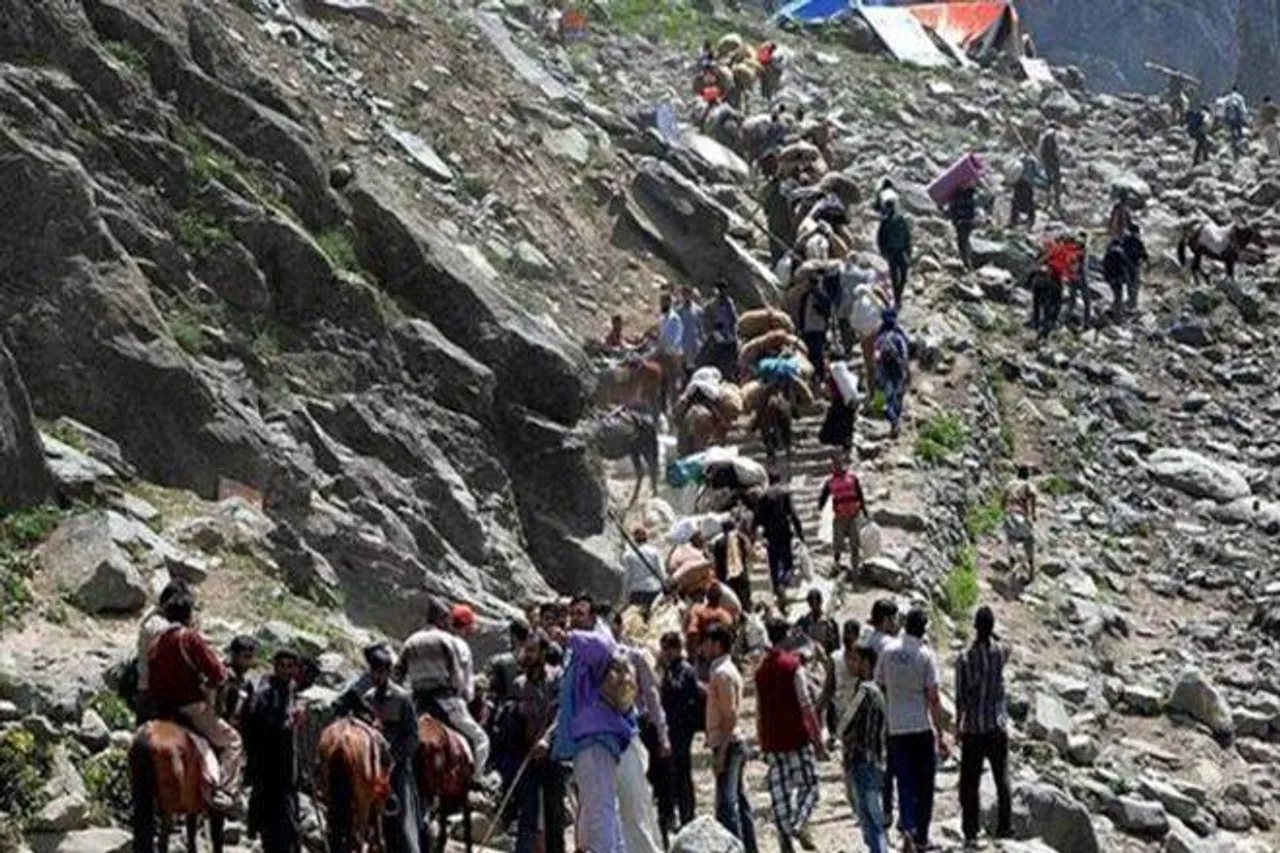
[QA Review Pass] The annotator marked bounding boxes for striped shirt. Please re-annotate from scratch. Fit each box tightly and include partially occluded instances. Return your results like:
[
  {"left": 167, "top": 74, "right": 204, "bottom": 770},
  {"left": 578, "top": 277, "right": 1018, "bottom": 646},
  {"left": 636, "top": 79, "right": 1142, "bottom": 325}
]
[
  {"left": 954, "top": 640, "right": 1010, "bottom": 734},
  {"left": 842, "top": 681, "right": 886, "bottom": 770}
]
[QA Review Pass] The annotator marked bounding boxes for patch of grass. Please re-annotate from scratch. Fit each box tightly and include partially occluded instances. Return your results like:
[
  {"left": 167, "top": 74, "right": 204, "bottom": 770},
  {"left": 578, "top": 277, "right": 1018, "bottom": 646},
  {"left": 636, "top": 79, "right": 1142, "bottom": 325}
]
[
  {"left": 167, "top": 307, "right": 207, "bottom": 356},
  {"left": 104, "top": 40, "right": 147, "bottom": 74},
  {"left": 316, "top": 228, "right": 361, "bottom": 273},
  {"left": 915, "top": 411, "right": 968, "bottom": 464},
  {"left": 252, "top": 323, "right": 282, "bottom": 360},
  {"left": 83, "top": 748, "right": 131, "bottom": 827},
  {"left": 1, "top": 505, "right": 61, "bottom": 630},
  {"left": 965, "top": 493, "right": 1005, "bottom": 539},
  {"left": 941, "top": 545, "right": 980, "bottom": 621},
  {"left": 1042, "top": 474, "right": 1077, "bottom": 497},
  {"left": 175, "top": 208, "right": 232, "bottom": 257},
  {"left": 605, "top": 0, "right": 732, "bottom": 47},
  {"left": 45, "top": 420, "right": 87, "bottom": 452},
  {"left": 181, "top": 127, "right": 237, "bottom": 187}
]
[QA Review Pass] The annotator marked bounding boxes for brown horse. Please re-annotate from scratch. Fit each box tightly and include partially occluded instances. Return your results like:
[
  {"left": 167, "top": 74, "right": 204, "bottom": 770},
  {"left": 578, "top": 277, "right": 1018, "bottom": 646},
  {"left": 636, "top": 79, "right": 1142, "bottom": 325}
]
[
  {"left": 678, "top": 402, "right": 724, "bottom": 457},
  {"left": 129, "top": 721, "right": 225, "bottom": 853},
  {"left": 317, "top": 717, "right": 391, "bottom": 853},
  {"left": 415, "top": 715, "right": 474, "bottom": 853},
  {"left": 596, "top": 358, "right": 662, "bottom": 411},
  {"left": 1177, "top": 220, "right": 1265, "bottom": 280}
]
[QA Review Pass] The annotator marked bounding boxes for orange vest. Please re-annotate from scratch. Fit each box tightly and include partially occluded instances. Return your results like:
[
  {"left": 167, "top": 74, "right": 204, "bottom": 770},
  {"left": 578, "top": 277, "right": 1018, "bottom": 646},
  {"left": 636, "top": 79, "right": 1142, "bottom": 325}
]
[{"left": 829, "top": 472, "right": 863, "bottom": 518}]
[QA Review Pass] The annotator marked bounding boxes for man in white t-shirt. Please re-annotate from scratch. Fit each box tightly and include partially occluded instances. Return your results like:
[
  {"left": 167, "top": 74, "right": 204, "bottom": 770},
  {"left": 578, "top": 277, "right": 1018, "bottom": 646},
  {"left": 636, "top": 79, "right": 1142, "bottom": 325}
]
[
  {"left": 874, "top": 607, "right": 949, "bottom": 853},
  {"left": 621, "top": 527, "right": 665, "bottom": 609}
]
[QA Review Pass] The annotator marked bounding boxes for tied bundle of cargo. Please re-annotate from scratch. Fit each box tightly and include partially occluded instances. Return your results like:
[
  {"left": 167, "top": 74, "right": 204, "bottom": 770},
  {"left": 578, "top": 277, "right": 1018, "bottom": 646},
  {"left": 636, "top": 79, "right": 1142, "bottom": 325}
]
[
  {"left": 674, "top": 366, "right": 744, "bottom": 425},
  {"left": 739, "top": 328, "right": 807, "bottom": 372},
  {"left": 928, "top": 152, "right": 986, "bottom": 208},
  {"left": 738, "top": 307, "right": 795, "bottom": 340}
]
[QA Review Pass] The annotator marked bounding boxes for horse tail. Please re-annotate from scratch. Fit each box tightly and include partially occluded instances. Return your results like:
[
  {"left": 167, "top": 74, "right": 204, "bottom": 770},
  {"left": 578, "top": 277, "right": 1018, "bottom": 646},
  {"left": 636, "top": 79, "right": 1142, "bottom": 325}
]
[
  {"left": 129, "top": 730, "right": 156, "bottom": 853},
  {"left": 326, "top": 747, "right": 354, "bottom": 853}
]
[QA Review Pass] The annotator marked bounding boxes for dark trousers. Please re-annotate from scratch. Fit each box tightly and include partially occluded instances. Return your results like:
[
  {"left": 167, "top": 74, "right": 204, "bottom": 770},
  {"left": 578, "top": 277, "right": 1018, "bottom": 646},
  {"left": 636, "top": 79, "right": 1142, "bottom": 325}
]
[
  {"left": 727, "top": 573, "right": 753, "bottom": 617},
  {"left": 802, "top": 330, "right": 826, "bottom": 384},
  {"left": 960, "top": 730, "right": 1011, "bottom": 843},
  {"left": 714, "top": 741, "right": 757, "bottom": 853},
  {"left": 253, "top": 788, "right": 300, "bottom": 853},
  {"left": 954, "top": 221, "right": 975, "bottom": 269},
  {"left": 765, "top": 535, "right": 795, "bottom": 596},
  {"left": 886, "top": 251, "right": 910, "bottom": 308},
  {"left": 513, "top": 759, "right": 567, "bottom": 853},
  {"left": 657, "top": 731, "right": 696, "bottom": 841},
  {"left": 1192, "top": 133, "right": 1209, "bottom": 165},
  {"left": 888, "top": 732, "right": 936, "bottom": 847},
  {"left": 1032, "top": 281, "right": 1062, "bottom": 340}
]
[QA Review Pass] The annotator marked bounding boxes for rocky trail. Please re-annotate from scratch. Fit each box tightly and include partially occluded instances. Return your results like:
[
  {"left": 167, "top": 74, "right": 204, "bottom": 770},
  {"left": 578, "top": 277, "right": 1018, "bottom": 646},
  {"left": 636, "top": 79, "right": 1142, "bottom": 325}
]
[{"left": 2, "top": 1, "right": 1280, "bottom": 853}]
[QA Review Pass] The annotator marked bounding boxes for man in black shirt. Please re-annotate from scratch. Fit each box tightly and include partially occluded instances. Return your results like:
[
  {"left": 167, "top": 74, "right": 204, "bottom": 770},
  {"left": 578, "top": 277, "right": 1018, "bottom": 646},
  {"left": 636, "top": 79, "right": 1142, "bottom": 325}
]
[
  {"left": 947, "top": 182, "right": 979, "bottom": 270},
  {"left": 244, "top": 649, "right": 302, "bottom": 853},
  {"left": 658, "top": 632, "right": 703, "bottom": 840},
  {"left": 752, "top": 470, "right": 806, "bottom": 600}
]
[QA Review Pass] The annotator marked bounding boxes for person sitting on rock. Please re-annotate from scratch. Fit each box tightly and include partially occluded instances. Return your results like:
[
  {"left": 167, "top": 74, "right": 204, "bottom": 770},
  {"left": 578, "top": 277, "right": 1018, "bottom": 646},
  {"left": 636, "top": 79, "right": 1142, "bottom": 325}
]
[{"left": 147, "top": 591, "right": 245, "bottom": 816}]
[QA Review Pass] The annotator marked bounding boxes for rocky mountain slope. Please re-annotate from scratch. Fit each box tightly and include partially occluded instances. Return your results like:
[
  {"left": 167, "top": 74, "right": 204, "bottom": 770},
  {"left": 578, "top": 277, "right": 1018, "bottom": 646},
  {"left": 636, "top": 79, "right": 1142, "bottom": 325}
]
[
  {"left": 2, "top": 1, "right": 1280, "bottom": 852},
  {"left": 1025, "top": 0, "right": 1280, "bottom": 101}
]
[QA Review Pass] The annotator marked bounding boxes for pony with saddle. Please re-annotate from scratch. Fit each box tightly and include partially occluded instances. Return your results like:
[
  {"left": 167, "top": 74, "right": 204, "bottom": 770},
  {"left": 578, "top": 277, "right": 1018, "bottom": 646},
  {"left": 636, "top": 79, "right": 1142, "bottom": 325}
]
[
  {"left": 1177, "top": 220, "right": 1265, "bottom": 281},
  {"left": 129, "top": 721, "right": 226, "bottom": 853},
  {"left": 415, "top": 715, "right": 474, "bottom": 853}
]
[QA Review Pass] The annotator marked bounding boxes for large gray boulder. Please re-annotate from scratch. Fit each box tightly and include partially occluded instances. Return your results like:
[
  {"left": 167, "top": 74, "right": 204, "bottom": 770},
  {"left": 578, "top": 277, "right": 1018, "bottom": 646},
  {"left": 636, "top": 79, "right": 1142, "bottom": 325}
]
[
  {"left": 622, "top": 157, "right": 780, "bottom": 310},
  {"left": 1146, "top": 448, "right": 1252, "bottom": 503},
  {"left": 1166, "top": 669, "right": 1235, "bottom": 738},
  {"left": 1108, "top": 796, "right": 1171, "bottom": 838},
  {"left": 27, "top": 828, "right": 131, "bottom": 853},
  {"left": 1027, "top": 692, "right": 1074, "bottom": 752},
  {"left": 1003, "top": 783, "right": 1100, "bottom": 853},
  {"left": 0, "top": 341, "right": 53, "bottom": 511},
  {"left": 670, "top": 816, "right": 744, "bottom": 853},
  {"left": 39, "top": 512, "right": 147, "bottom": 615}
]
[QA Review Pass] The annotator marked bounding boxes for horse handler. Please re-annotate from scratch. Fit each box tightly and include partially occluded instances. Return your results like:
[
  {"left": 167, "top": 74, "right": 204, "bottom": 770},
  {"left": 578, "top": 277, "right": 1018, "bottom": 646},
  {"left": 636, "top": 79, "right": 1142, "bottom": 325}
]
[{"left": 365, "top": 645, "right": 423, "bottom": 853}]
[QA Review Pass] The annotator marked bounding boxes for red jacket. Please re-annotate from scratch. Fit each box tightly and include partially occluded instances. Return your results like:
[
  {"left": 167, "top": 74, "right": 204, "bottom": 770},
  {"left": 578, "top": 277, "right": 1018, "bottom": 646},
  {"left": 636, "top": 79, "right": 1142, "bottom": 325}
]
[
  {"left": 147, "top": 626, "right": 227, "bottom": 710},
  {"left": 755, "top": 649, "right": 810, "bottom": 754},
  {"left": 827, "top": 471, "right": 865, "bottom": 518}
]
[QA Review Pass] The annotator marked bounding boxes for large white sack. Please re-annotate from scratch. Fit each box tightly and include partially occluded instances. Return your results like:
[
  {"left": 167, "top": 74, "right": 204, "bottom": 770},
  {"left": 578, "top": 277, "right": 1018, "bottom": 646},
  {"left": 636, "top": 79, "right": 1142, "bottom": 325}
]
[
  {"left": 831, "top": 361, "right": 860, "bottom": 404},
  {"left": 732, "top": 456, "right": 768, "bottom": 487},
  {"left": 690, "top": 366, "right": 723, "bottom": 386},
  {"left": 669, "top": 512, "right": 731, "bottom": 544},
  {"left": 643, "top": 498, "right": 677, "bottom": 531},
  {"left": 703, "top": 445, "right": 740, "bottom": 465},
  {"left": 859, "top": 521, "right": 883, "bottom": 560}
]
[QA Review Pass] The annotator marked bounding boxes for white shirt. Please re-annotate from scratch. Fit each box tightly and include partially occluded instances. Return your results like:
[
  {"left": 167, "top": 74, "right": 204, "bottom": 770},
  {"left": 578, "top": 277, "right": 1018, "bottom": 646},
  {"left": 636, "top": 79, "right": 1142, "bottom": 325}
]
[{"left": 874, "top": 634, "right": 940, "bottom": 736}]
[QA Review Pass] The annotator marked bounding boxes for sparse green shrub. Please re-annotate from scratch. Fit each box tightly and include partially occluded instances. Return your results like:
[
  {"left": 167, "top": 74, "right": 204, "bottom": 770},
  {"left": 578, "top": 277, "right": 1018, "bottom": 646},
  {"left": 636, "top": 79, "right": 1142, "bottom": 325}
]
[
  {"left": 915, "top": 412, "right": 968, "bottom": 464},
  {"left": 1042, "top": 474, "right": 1076, "bottom": 497},
  {"left": 104, "top": 41, "right": 147, "bottom": 74},
  {"left": 90, "top": 691, "right": 133, "bottom": 732},
  {"left": 175, "top": 209, "right": 232, "bottom": 257},
  {"left": 182, "top": 128, "right": 237, "bottom": 187},
  {"left": 316, "top": 229, "right": 361, "bottom": 273},
  {"left": 83, "top": 748, "right": 131, "bottom": 826},
  {"left": 0, "top": 727, "right": 50, "bottom": 822},
  {"left": 941, "top": 545, "right": 980, "bottom": 621},
  {"left": 965, "top": 494, "right": 1005, "bottom": 539},
  {"left": 168, "top": 309, "right": 205, "bottom": 356},
  {"left": 46, "top": 420, "right": 87, "bottom": 452},
  {"left": 0, "top": 505, "right": 61, "bottom": 629}
]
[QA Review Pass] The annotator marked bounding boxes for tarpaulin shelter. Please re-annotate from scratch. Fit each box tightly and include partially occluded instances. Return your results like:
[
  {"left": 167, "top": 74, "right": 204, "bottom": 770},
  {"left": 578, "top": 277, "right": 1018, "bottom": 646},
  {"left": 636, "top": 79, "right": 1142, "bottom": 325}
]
[{"left": 905, "top": 2, "right": 1020, "bottom": 62}]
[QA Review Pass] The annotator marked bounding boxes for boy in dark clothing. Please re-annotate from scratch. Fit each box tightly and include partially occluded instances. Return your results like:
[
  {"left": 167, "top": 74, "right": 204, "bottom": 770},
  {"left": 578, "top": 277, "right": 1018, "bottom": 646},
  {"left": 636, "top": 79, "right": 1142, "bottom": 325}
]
[
  {"left": 875, "top": 200, "right": 912, "bottom": 309},
  {"left": 1102, "top": 236, "right": 1130, "bottom": 320},
  {"left": 1120, "top": 225, "right": 1149, "bottom": 313},
  {"left": 658, "top": 632, "right": 703, "bottom": 840}
]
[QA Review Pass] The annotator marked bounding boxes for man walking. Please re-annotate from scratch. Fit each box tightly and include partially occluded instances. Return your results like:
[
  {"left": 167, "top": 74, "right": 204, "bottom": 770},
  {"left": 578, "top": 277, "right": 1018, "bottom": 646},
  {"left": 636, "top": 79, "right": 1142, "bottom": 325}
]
[
  {"left": 844, "top": 645, "right": 889, "bottom": 853},
  {"left": 876, "top": 196, "right": 912, "bottom": 309},
  {"left": 756, "top": 618, "right": 825, "bottom": 853},
  {"left": 657, "top": 293, "right": 684, "bottom": 414},
  {"left": 795, "top": 588, "right": 840, "bottom": 658},
  {"left": 865, "top": 598, "right": 900, "bottom": 827},
  {"left": 508, "top": 631, "right": 565, "bottom": 853},
  {"left": 956, "top": 606, "right": 1012, "bottom": 849},
  {"left": 244, "top": 648, "right": 302, "bottom": 853},
  {"left": 875, "top": 607, "right": 949, "bottom": 853},
  {"left": 677, "top": 286, "right": 706, "bottom": 379},
  {"left": 708, "top": 280, "right": 740, "bottom": 381},
  {"left": 819, "top": 618, "right": 863, "bottom": 751},
  {"left": 1186, "top": 104, "right": 1211, "bottom": 166},
  {"left": 1003, "top": 466, "right": 1039, "bottom": 580},
  {"left": 704, "top": 625, "right": 757, "bottom": 853},
  {"left": 621, "top": 527, "right": 665, "bottom": 610},
  {"left": 711, "top": 516, "right": 752, "bottom": 613},
  {"left": 364, "top": 646, "right": 422, "bottom": 853},
  {"left": 817, "top": 454, "right": 870, "bottom": 573},
  {"left": 658, "top": 632, "right": 701, "bottom": 840},
  {"left": 753, "top": 469, "right": 806, "bottom": 600},
  {"left": 1038, "top": 123, "right": 1063, "bottom": 210},
  {"left": 617, "top": 625, "right": 668, "bottom": 853},
  {"left": 947, "top": 180, "right": 979, "bottom": 270}
]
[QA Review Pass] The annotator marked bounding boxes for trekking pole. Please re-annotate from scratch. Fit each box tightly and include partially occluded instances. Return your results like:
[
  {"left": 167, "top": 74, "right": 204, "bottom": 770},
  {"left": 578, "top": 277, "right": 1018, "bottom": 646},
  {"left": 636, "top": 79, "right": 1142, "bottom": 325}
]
[
  {"left": 606, "top": 507, "right": 671, "bottom": 604},
  {"left": 477, "top": 721, "right": 557, "bottom": 848}
]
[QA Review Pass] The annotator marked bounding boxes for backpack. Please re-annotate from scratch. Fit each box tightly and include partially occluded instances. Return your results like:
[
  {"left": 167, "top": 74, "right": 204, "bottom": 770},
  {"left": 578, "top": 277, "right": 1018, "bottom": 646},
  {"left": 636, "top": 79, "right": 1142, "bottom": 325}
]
[
  {"left": 875, "top": 329, "right": 908, "bottom": 378},
  {"left": 601, "top": 652, "right": 638, "bottom": 714}
]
